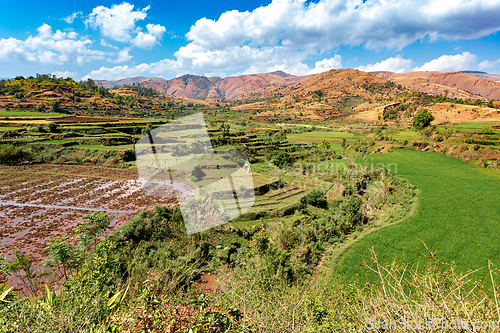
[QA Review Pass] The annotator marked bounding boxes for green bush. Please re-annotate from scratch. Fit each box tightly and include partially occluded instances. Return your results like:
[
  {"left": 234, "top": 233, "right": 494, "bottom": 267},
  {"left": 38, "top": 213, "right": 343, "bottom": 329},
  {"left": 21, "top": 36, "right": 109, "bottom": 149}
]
[
  {"left": 36, "top": 124, "right": 46, "bottom": 133},
  {"left": 0, "top": 130, "right": 20, "bottom": 139},
  {"left": 301, "top": 189, "right": 328, "bottom": 209},
  {"left": 338, "top": 195, "right": 364, "bottom": 232},
  {"left": 48, "top": 123, "right": 58, "bottom": 133},
  {"left": 0, "top": 144, "right": 24, "bottom": 163},
  {"left": 109, "top": 206, "right": 185, "bottom": 244},
  {"left": 269, "top": 150, "right": 292, "bottom": 168},
  {"left": 49, "top": 99, "right": 61, "bottom": 112},
  {"left": 412, "top": 108, "right": 435, "bottom": 129}
]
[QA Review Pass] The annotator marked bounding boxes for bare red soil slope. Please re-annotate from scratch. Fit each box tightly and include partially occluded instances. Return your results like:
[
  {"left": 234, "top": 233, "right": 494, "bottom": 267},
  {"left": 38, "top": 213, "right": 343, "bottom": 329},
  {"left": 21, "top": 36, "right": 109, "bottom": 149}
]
[{"left": 377, "top": 71, "right": 500, "bottom": 100}]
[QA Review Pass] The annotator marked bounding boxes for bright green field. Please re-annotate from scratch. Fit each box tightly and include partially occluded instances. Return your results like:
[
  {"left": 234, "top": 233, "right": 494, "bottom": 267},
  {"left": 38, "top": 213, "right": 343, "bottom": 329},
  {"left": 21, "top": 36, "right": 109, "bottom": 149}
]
[
  {"left": 288, "top": 131, "right": 360, "bottom": 143},
  {"left": 37, "top": 139, "right": 76, "bottom": 144},
  {"left": 435, "top": 122, "right": 500, "bottom": 133},
  {"left": 36, "top": 140, "right": 133, "bottom": 150},
  {"left": 0, "top": 111, "right": 67, "bottom": 118},
  {"left": 335, "top": 149, "right": 500, "bottom": 282},
  {"left": 75, "top": 144, "right": 133, "bottom": 151},
  {"left": 390, "top": 130, "right": 419, "bottom": 140},
  {"left": 0, "top": 126, "right": 22, "bottom": 131},
  {"left": 451, "top": 122, "right": 499, "bottom": 129}
]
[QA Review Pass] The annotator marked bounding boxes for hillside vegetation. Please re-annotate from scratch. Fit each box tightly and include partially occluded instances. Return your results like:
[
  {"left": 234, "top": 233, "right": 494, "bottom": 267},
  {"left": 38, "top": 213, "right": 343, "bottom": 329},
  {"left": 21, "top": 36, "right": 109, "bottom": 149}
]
[{"left": 0, "top": 74, "right": 213, "bottom": 118}]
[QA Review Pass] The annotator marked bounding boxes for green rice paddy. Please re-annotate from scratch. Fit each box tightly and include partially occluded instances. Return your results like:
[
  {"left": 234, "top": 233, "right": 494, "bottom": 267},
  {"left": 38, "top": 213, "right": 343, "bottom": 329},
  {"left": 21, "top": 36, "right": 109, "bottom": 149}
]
[
  {"left": 0, "top": 110, "right": 67, "bottom": 118},
  {"left": 288, "top": 131, "right": 360, "bottom": 144},
  {"left": 336, "top": 149, "right": 500, "bottom": 282}
]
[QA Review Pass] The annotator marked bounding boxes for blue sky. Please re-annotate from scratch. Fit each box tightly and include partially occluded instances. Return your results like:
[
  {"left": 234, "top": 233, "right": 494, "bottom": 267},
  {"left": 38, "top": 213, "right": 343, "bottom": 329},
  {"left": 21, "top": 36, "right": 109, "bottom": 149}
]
[{"left": 1, "top": 0, "right": 500, "bottom": 81}]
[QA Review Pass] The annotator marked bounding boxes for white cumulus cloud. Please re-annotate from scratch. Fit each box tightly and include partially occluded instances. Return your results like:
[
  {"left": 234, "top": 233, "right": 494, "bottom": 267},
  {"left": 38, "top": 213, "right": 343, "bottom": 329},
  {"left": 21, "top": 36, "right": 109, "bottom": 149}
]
[
  {"left": 100, "top": 39, "right": 118, "bottom": 49},
  {"left": 357, "top": 55, "right": 414, "bottom": 73},
  {"left": 83, "top": 0, "right": 500, "bottom": 79},
  {"left": 308, "top": 56, "right": 343, "bottom": 74},
  {"left": 52, "top": 71, "right": 78, "bottom": 78},
  {"left": 133, "top": 24, "right": 166, "bottom": 48},
  {"left": 111, "top": 47, "right": 133, "bottom": 63},
  {"left": 478, "top": 58, "right": 500, "bottom": 70},
  {"left": 62, "top": 11, "right": 82, "bottom": 24},
  {"left": 85, "top": 2, "right": 165, "bottom": 49},
  {"left": 0, "top": 23, "right": 107, "bottom": 65},
  {"left": 186, "top": 0, "right": 500, "bottom": 51},
  {"left": 414, "top": 52, "right": 477, "bottom": 72}
]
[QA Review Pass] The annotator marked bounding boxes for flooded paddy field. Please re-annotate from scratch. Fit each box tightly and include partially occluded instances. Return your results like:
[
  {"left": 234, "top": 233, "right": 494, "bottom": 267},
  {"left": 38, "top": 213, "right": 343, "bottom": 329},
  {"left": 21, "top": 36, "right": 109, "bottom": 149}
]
[{"left": 0, "top": 164, "right": 176, "bottom": 263}]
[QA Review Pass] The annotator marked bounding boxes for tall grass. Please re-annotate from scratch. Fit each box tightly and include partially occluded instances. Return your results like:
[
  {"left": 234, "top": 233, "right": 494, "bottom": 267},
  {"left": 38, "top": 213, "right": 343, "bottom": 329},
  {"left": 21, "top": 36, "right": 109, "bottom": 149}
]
[{"left": 215, "top": 241, "right": 500, "bottom": 332}]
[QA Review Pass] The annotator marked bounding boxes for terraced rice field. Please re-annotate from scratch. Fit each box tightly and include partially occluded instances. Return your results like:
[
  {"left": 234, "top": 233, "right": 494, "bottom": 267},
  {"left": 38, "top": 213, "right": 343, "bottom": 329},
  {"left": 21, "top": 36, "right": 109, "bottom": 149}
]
[{"left": 288, "top": 131, "right": 360, "bottom": 145}]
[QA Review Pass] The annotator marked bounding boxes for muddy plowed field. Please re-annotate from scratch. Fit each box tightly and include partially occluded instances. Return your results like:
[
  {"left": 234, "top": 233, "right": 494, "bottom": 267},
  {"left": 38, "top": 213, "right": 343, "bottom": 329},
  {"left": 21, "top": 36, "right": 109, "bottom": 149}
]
[{"left": 0, "top": 164, "right": 176, "bottom": 262}]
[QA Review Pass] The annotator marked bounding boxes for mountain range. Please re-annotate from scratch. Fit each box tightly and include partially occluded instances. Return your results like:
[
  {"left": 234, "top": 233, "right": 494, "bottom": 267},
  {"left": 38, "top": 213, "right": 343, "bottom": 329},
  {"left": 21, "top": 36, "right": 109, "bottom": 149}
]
[
  {"left": 98, "top": 71, "right": 313, "bottom": 100},
  {"left": 98, "top": 70, "right": 500, "bottom": 102}
]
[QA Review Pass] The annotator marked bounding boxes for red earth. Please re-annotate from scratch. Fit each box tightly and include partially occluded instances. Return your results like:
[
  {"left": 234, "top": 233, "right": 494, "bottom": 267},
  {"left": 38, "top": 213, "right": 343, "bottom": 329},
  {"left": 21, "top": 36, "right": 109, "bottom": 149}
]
[{"left": 0, "top": 164, "right": 176, "bottom": 267}]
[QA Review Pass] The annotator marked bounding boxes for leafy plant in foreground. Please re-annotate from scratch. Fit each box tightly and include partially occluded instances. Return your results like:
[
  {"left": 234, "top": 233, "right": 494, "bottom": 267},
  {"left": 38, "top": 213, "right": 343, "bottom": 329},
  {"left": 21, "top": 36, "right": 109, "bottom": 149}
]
[
  {"left": 42, "top": 235, "right": 81, "bottom": 279},
  {"left": 75, "top": 211, "right": 112, "bottom": 250}
]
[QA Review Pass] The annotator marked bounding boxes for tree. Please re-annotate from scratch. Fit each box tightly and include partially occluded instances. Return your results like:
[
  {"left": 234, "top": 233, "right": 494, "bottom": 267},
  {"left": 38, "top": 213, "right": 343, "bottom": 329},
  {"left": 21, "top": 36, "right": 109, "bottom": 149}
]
[
  {"left": 218, "top": 123, "right": 231, "bottom": 145},
  {"left": 80, "top": 78, "right": 97, "bottom": 91},
  {"left": 141, "top": 123, "right": 153, "bottom": 136},
  {"left": 269, "top": 150, "right": 292, "bottom": 168},
  {"left": 318, "top": 139, "right": 331, "bottom": 150},
  {"left": 341, "top": 138, "right": 347, "bottom": 149},
  {"left": 113, "top": 93, "right": 122, "bottom": 105},
  {"left": 301, "top": 189, "right": 327, "bottom": 209},
  {"left": 313, "top": 89, "right": 324, "bottom": 98},
  {"left": 49, "top": 99, "right": 61, "bottom": 112},
  {"left": 97, "top": 87, "right": 108, "bottom": 97},
  {"left": 275, "top": 130, "right": 287, "bottom": 140},
  {"left": 191, "top": 165, "right": 206, "bottom": 181},
  {"left": 412, "top": 108, "right": 434, "bottom": 129},
  {"left": 48, "top": 123, "right": 58, "bottom": 133},
  {"left": 339, "top": 195, "right": 364, "bottom": 232}
]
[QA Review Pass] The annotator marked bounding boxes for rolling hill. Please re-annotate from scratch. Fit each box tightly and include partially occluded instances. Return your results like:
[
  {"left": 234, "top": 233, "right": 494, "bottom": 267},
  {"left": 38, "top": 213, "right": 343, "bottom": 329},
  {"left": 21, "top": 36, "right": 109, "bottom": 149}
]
[
  {"left": 472, "top": 73, "right": 500, "bottom": 83},
  {"left": 0, "top": 75, "right": 210, "bottom": 118},
  {"left": 97, "top": 69, "right": 500, "bottom": 104},
  {"left": 236, "top": 69, "right": 405, "bottom": 121}
]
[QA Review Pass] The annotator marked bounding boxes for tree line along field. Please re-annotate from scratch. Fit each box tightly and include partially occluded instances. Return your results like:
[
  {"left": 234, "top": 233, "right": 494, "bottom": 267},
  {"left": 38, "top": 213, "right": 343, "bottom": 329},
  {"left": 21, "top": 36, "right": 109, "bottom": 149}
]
[{"left": 1, "top": 100, "right": 500, "bottom": 330}]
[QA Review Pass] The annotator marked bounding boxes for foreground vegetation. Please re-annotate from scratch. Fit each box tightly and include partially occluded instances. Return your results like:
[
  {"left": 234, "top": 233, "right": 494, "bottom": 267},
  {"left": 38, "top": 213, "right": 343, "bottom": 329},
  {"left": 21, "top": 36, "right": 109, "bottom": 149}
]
[{"left": 1, "top": 200, "right": 499, "bottom": 331}]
